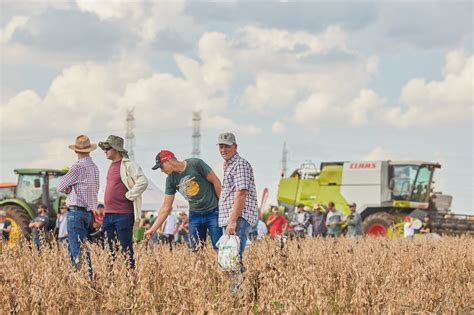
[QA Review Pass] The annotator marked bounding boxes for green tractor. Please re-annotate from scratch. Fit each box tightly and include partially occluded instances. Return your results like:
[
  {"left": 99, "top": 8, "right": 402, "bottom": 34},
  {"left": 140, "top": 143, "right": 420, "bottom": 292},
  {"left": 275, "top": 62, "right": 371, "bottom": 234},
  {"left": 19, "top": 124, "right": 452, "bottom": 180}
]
[{"left": 0, "top": 168, "right": 67, "bottom": 245}]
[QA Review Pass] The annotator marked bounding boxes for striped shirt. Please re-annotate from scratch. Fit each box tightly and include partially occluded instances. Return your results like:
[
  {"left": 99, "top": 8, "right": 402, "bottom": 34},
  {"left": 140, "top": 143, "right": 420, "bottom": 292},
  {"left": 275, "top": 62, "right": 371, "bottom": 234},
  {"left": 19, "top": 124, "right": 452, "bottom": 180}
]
[
  {"left": 218, "top": 153, "right": 258, "bottom": 227},
  {"left": 57, "top": 156, "right": 99, "bottom": 212}
]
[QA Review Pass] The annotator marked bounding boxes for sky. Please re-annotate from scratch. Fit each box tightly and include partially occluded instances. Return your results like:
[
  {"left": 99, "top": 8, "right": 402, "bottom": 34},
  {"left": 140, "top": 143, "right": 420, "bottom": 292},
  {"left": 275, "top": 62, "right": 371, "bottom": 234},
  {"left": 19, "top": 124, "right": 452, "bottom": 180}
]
[{"left": 1, "top": 0, "right": 473, "bottom": 214}]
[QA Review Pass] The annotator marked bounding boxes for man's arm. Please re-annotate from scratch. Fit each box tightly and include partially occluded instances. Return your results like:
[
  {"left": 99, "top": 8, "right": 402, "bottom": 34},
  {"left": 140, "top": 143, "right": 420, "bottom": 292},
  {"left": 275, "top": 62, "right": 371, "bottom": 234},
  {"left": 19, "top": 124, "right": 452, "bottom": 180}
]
[
  {"left": 125, "top": 162, "right": 149, "bottom": 200},
  {"left": 225, "top": 190, "right": 247, "bottom": 235},
  {"left": 266, "top": 215, "right": 277, "bottom": 226},
  {"left": 57, "top": 164, "right": 79, "bottom": 193},
  {"left": 144, "top": 194, "right": 175, "bottom": 239},
  {"left": 206, "top": 171, "right": 221, "bottom": 199}
]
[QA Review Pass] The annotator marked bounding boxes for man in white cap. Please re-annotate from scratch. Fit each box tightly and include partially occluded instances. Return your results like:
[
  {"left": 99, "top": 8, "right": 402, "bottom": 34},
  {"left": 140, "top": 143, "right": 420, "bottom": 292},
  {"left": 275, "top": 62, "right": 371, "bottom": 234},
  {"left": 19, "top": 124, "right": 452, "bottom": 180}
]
[
  {"left": 58, "top": 135, "right": 99, "bottom": 278},
  {"left": 217, "top": 132, "right": 258, "bottom": 278}
]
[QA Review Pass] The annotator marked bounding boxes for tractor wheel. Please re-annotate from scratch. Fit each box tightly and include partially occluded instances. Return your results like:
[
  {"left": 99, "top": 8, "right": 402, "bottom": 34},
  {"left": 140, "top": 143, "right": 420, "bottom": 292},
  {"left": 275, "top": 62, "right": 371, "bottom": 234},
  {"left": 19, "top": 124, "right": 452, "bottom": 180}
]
[
  {"left": 0, "top": 204, "right": 31, "bottom": 244},
  {"left": 362, "top": 212, "right": 394, "bottom": 236}
]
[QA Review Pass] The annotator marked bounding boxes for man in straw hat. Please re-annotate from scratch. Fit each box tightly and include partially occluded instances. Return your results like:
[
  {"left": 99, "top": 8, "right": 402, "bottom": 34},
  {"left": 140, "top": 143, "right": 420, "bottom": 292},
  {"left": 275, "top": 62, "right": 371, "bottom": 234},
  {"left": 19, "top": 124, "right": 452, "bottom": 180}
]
[
  {"left": 98, "top": 135, "right": 148, "bottom": 269},
  {"left": 58, "top": 135, "right": 99, "bottom": 278}
]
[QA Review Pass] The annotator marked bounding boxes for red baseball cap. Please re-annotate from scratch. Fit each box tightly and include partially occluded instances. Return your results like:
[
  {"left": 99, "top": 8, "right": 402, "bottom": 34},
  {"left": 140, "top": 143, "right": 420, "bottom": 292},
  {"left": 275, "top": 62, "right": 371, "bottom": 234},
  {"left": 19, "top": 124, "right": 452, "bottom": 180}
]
[{"left": 152, "top": 150, "right": 175, "bottom": 170}]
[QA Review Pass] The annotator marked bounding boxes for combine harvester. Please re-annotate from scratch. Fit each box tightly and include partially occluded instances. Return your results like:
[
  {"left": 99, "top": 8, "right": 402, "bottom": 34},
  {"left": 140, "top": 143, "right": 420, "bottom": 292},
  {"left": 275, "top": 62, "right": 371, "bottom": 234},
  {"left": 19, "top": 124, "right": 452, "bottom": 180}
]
[{"left": 277, "top": 160, "right": 474, "bottom": 236}]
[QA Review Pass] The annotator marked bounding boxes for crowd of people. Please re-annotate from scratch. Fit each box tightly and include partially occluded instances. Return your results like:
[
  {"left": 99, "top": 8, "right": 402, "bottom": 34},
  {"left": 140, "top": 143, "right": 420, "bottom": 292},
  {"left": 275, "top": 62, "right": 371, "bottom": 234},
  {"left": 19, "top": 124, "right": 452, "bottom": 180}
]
[{"left": 3, "top": 132, "right": 258, "bottom": 293}]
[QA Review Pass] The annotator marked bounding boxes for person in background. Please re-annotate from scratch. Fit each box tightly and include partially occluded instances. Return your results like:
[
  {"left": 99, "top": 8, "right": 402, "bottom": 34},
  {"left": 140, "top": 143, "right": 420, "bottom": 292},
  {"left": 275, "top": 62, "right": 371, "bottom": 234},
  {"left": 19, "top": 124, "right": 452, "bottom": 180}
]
[
  {"left": 266, "top": 206, "right": 288, "bottom": 239},
  {"left": 92, "top": 203, "right": 105, "bottom": 231},
  {"left": 346, "top": 203, "right": 362, "bottom": 238},
  {"left": 419, "top": 216, "right": 432, "bottom": 234},
  {"left": 175, "top": 211, "right": 189, "bottom": 244},
  {"left": 55, "top": 205, "right": 68, "bottom": 243},
  {"left": 326, "top": 202, "right": 344, "bottom": 237},
  {"left": 29, "top": 204, "right": 49, "bottom": 249},
  {"left": 404, "top": 216, "right": 415, "bottom": 239},
  {"left": 290, "top": 203, "right": 310, "bottom": 238},
  {"left": 160, "top": 212, "right": 177, "bottom": 248},
  {"left": 310, "top": 204, "right": 327, "bottom": 237},
  {"left": 256, "top": 218, "right": 268, "bottom": 240},
  {"left": 0, "top": 210, "right": 12, "bottom": 244}
]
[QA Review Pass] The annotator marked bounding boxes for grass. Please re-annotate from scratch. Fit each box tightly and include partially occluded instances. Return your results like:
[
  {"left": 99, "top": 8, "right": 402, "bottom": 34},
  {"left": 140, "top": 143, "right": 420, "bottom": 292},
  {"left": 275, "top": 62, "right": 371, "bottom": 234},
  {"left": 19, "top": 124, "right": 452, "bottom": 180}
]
[{"left": 1, "top": 236, "right": 473, "bottom": 313}]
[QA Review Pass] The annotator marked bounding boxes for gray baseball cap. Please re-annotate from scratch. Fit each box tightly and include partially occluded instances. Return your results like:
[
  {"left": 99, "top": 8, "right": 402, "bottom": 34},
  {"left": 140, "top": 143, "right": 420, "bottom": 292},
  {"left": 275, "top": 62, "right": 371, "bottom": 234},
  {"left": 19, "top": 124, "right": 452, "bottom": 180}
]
[{"left": 217, "top": 132, "right": 236, "bottom": 145}]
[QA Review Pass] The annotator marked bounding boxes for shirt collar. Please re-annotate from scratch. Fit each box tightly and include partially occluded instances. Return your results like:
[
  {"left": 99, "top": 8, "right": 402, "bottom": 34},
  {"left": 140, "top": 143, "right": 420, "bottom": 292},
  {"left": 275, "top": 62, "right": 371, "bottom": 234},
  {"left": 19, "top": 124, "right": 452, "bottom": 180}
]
[{"left": 224, "top": 152, "right": 239, "bottom": 167}]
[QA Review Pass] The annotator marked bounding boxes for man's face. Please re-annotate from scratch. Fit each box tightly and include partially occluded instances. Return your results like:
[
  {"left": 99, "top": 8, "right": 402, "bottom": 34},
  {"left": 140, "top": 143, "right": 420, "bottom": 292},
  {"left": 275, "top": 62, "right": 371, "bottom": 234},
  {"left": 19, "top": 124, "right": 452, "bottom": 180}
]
[
  {"left": 272, "top": 208, "right": 279, "bottom": 215},
  {"left": 97, "top": 207, "right": 104, "bottom": 215},
  {"left": 160, "top": 160, "right": 173, "bottom": 175},
  {"left": 349, "top": 206, "right": 356, "bottom": 213},
  {"left": 297, "top": 206, "right": 304, "bottom": 213},
  {"left": 104, "top": 146, "right": 119, "bottom": 161},
  {"left": 60, "top": 207, "right": 67, "bottom": 214},
  {"left": 39, "top": 207, "right": 46, "bottom": 214},
  {"left": 219, "top": 143, "right": 237, "bottom": 161},
  {"left": 328, "top": 204, "right": 335, "bottom": 212}
]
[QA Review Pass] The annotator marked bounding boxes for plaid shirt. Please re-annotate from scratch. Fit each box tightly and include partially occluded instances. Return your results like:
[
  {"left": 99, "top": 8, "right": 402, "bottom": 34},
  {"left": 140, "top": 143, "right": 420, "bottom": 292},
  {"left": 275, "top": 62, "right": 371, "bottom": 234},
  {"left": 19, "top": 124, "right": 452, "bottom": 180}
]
[
  {"left": 218, "top": 153, "right": 258, "bottom": 227},
  {"left": 57, "top": 156, "right": 99, "bottom": 212}
]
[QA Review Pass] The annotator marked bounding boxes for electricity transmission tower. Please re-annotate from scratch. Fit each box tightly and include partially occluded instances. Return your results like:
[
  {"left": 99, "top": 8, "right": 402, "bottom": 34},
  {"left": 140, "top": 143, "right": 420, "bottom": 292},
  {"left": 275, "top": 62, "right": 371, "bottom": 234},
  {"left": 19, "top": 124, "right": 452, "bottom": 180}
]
[
  {"left": 192, "top": 111, "right": 201, "bottom": 158},
  {"left": 281, "top": 141, "right": 288, "bottom": 177},
  {"left": 125, "top": 108, "right": 135, "bottom": 160}
]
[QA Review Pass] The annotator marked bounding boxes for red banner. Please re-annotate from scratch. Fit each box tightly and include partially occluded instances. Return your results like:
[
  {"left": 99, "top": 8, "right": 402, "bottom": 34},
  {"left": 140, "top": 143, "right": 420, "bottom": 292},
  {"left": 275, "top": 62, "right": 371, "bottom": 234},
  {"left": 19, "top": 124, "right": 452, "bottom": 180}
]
[{"left": 259, "top": 187, "right": 269, "bottom": 218}]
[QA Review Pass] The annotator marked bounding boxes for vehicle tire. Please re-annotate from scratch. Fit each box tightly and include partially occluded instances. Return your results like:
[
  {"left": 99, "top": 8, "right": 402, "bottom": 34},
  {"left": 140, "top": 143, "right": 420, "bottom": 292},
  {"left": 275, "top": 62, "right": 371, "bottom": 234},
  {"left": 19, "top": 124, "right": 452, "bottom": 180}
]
[
  {"left": 362, "top": 212, "right": 394, "bottom": 236},
  {"left": 0, "top": 204, "right": 32, "bottom": 243}
]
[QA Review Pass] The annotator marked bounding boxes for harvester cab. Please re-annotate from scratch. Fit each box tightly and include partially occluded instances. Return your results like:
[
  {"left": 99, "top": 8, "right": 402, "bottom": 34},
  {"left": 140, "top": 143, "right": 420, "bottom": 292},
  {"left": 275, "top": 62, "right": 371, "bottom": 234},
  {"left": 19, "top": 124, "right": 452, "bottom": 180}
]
[{"left": 0, "top": 168, "right": 67, "bottom": 243}]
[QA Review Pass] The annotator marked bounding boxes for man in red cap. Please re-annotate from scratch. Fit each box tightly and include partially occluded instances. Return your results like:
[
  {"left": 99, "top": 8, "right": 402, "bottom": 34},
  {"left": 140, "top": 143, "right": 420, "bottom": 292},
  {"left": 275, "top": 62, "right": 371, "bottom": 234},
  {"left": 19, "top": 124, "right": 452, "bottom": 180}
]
[{"left": 145, "top": 150, "right": 223, "bottom": 250}]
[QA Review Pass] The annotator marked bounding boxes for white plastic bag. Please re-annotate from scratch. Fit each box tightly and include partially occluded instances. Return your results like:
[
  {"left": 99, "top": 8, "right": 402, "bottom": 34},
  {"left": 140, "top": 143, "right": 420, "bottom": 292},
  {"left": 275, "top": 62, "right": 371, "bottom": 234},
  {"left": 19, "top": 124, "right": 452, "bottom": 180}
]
[{"left": 216, "top": 234, "right": 240, "bottom": 271}]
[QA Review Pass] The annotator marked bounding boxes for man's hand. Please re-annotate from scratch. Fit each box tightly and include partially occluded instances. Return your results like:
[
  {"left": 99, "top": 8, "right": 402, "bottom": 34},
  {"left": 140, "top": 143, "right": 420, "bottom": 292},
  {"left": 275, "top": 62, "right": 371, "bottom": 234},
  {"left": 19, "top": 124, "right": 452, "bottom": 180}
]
[
  {"left": 65, "top": 187, "right": 72, "bottom": 194},
  {"left": 144, "top": 228, "right": 157, "bottom": 240},
  {"left": 226, "top": 220, "right": 237, "bottom": 235}
]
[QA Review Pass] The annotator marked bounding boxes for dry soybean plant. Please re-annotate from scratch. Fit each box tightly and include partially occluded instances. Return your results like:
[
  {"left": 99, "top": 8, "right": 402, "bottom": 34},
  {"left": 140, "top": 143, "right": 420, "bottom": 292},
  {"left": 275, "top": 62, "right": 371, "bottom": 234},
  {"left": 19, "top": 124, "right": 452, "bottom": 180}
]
[{"left": 1, "top": 236, "right": 473, "bottom": 313}]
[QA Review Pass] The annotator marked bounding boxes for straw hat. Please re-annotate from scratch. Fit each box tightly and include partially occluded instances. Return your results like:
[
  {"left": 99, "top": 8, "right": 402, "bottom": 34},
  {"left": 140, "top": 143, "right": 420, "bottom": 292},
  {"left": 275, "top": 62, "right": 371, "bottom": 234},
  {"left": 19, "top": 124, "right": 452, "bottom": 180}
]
[{"left": 68, "top": 135, "right": 97, "bottom": 153}]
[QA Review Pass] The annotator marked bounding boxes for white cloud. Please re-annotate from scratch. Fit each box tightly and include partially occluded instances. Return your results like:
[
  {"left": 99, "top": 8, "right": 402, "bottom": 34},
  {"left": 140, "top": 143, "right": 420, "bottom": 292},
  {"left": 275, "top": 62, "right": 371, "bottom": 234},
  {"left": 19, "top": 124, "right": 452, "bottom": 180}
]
[
  {"left": 272, "top": 120, "right": 286, "bottom": 133},
  {"left": 75, "top": 0, "right": 197, "bottom": 44},
  {"left": 238, "top": 25, "right": 347, "bottom": 58},
  {"left": 362, "top": 146, "right": 399, "bottom": 161},
  {"left": 385, "top": 50, "right": 473, "bottom": 127},
  {"left": 204, "top": 115, "right": 262, "bottom": 135},
  {"left": 348, "top": 89, "right": 385, "bottom": 126},
  {"left": 75, "top": 0, "right": 140, "bottom": 20},
  {"left": 0, "top": 16, "right": 29, "bottom": 44},
  {"left": 29, "top": 138, "right": 77, "bottom": 169}
]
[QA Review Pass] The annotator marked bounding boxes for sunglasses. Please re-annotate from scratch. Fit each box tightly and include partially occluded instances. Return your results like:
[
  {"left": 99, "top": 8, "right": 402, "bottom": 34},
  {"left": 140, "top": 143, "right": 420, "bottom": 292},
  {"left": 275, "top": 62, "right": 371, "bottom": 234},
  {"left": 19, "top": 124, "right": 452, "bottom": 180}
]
[{"left": 102, "top": 146, "right": 112, "bottom": 152}]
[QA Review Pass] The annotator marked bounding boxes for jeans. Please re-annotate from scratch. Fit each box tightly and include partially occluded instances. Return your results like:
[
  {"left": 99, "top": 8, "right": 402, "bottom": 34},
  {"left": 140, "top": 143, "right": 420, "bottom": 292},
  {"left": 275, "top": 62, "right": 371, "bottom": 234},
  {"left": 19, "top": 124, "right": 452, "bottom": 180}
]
[
  {"left": 189, "top": 208, "right": 222, "bottom": 250},
  {"left": 32, "top": 228, "right": 44, "bottom": 249},
  {"left": 102, "top": 213, "right": 135, "bottom": 269},
  {"left": 222, "top": 217, "right": 251, "bottom": 273},
  {"left": 67, "top": 208, "right": 93, "bottom": 279}
]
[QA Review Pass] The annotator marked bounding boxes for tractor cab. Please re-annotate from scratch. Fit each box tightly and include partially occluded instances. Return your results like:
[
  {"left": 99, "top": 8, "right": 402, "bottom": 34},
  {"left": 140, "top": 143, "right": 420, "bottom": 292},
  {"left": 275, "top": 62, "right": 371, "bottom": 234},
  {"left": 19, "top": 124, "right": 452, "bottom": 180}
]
[
  {"left": 388, "top": 162, "right": 440, "bottom": 208},
  {"left": 14, "top": 169, "right": 67, "bottom": 220}
]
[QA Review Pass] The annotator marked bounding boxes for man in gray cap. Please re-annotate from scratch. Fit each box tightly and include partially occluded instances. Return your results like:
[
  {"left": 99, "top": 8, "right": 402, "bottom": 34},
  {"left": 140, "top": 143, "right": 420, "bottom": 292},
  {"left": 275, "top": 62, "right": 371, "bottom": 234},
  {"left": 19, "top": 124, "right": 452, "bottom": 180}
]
[
  {"left": 217, "top": 132, "right": 258, "bottom": 280},
  {"left": 99, "top": 135, "right": 148, "bottom": 269}
]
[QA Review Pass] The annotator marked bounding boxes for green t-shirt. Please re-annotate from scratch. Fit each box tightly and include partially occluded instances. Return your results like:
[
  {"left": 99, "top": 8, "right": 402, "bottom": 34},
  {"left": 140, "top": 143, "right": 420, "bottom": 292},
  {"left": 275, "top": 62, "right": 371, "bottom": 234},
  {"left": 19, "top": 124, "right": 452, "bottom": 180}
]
[{"left": 165, "top": 158, "right": 218, "bottom": 211}]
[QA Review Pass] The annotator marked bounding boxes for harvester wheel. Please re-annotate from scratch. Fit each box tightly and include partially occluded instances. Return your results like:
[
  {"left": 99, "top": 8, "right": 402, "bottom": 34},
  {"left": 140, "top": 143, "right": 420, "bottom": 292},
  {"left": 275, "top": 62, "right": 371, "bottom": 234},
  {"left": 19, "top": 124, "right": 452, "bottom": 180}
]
[
  {"left": 362, "top": 212, "right": 394, "bottom": 236},
  {"left": 0, "top": 204, "right": 31, "bottom": 244}
]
